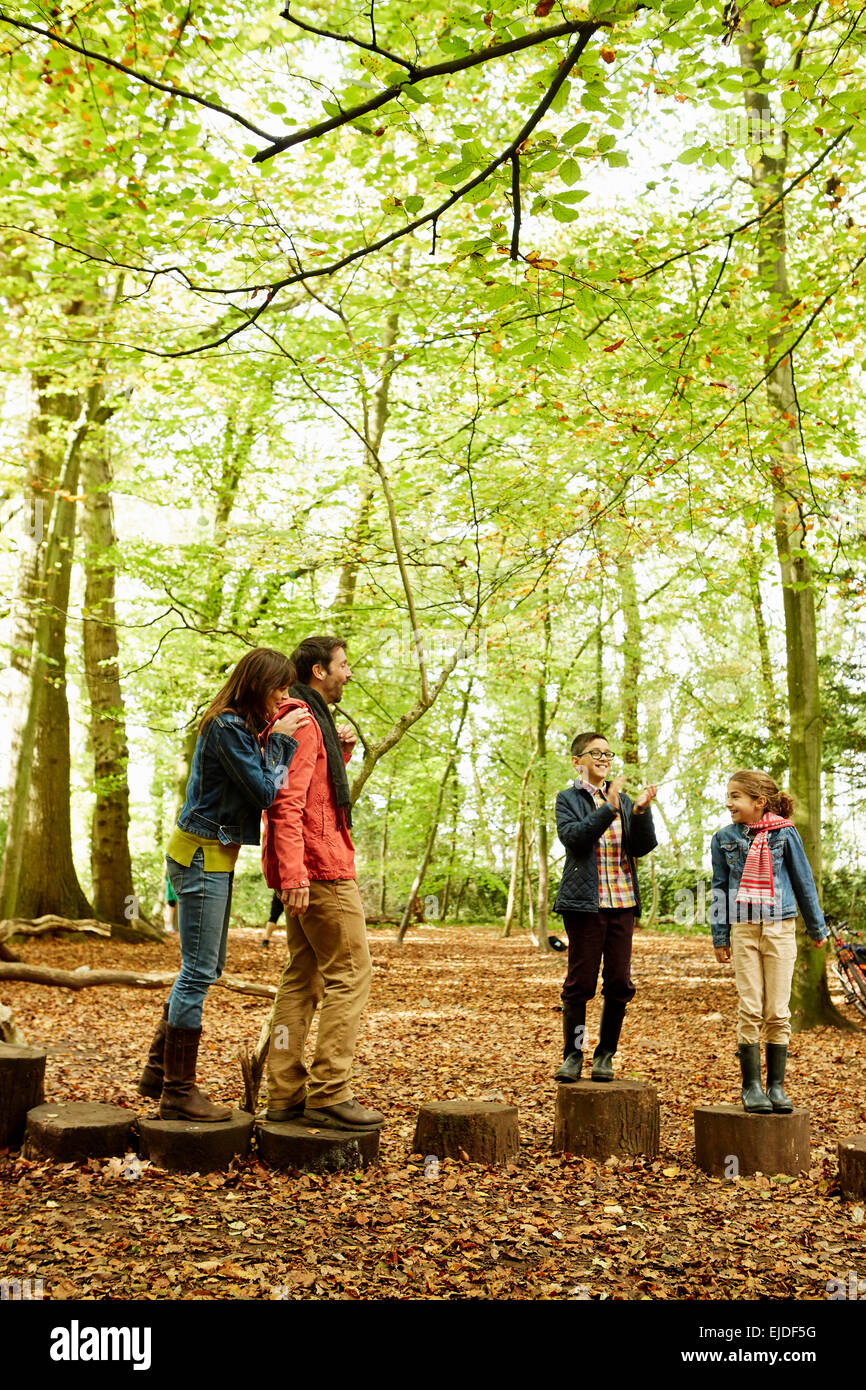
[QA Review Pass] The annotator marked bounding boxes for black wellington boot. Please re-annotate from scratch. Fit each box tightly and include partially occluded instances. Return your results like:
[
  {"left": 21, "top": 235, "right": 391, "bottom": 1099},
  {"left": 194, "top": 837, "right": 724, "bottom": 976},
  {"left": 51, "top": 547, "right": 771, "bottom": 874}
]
[
  {"left": 765, "top": 1043, "right": 793, "bottom": 1114},
  {"left": 738, "top": 1042, "right": 772, "bottom": 1113},
  {"left": 554, "top": 1002, "right": 586, "bottom": 1083},
  {"left": 591, "top": 999, "right": 627, "bottom": 1082}
]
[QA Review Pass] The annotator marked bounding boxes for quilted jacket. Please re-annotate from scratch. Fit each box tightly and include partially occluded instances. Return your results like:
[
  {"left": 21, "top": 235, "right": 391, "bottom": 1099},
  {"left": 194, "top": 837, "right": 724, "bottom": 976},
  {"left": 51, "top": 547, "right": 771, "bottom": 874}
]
[
  {"left": 553, "top": 781, "right": 657, "bottom": 917},
  {"left": 261, "top": 698, "right": 355, "bottom": 890}
]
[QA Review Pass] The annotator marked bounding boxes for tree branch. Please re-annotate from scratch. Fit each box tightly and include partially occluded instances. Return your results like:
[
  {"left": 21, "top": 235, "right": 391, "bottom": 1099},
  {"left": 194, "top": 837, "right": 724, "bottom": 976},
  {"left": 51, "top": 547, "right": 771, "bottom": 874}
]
[
  {"left": 0, "top": 10, "right": 281, "bottom": 142},
  {"left": 280, "top": 4, "right": 416, "bottom": 73},
  {"left": 254, "top": 18, "right": 602, "bottom": 163}
]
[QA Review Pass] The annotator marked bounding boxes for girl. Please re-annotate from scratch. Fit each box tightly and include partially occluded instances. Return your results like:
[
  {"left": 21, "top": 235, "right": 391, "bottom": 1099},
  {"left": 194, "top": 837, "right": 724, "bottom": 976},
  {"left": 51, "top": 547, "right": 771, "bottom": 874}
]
[
  {"left": 138, "top": 648, "right": 309, "bottom": 1121},
  {"left": 710, "top": 769, "right": 827, "bottom": 1114}
]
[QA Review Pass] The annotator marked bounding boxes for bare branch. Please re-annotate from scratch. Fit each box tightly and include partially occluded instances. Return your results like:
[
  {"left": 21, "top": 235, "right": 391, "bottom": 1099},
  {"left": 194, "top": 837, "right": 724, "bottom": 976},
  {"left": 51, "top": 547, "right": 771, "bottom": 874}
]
[
  {"left": 254, "top": 18, "right": 601, "bottom": 162},
  {"left": 0, "top": 10, "right": 281, "bottom": 142},
  {"left": 280, "top": 4, "right": 416, "bottom": 73}
]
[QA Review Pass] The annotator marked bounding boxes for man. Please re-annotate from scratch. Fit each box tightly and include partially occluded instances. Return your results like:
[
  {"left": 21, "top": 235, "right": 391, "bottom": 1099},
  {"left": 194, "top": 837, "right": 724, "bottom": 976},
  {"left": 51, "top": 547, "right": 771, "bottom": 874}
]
[
  {"left": 552, "top": 731, "right": 658, "bottom": 1084},
  {"left": 262, "top": 635, "right": 382, "bottom": 1131}
]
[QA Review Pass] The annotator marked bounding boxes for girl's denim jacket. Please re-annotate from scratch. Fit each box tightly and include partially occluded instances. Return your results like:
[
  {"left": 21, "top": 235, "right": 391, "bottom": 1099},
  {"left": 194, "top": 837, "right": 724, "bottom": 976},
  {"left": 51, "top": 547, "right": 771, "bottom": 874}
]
[
  {"left": 709, "top": 822, "right": 827, "bottom": 949},
  {"left": 177, "top": 712, "right": 297, "bottom": 846}
]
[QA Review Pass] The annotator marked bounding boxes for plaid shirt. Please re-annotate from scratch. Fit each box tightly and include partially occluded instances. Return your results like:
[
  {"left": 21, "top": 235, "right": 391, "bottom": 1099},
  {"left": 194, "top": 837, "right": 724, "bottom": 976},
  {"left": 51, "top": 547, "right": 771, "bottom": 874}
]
[{"left": 578, "top": 778, "right": 637, "bottom": 910}]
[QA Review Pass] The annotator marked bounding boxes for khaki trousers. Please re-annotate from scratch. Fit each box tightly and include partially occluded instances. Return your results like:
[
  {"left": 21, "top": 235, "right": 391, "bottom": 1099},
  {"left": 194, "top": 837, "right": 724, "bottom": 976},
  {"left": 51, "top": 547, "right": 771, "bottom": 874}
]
[
  {"left": 731, "top": 917, "right": 797, "bottom": 1045},
  {"left": 267, "top": 879, "right": 372, "bottom": 1109}
]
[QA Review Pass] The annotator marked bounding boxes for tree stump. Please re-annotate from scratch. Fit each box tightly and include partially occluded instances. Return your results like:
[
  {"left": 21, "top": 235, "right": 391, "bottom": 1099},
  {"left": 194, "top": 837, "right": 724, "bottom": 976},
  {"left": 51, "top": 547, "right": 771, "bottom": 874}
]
[
  {"left": 412, "top": 1101, "right": 518, "bottom": 1165},
  {"left": 138, "top": 1110, "right": 253, "bottom": 1173},
  {"left": 0, "top": 1043, "right": 46, "bottom": 1149},
  {"left": 24, "top": 1102, "right": 136, "bottom": 1162},
  {"left": 694, "top": 1104, "right": 810, "bottom": 1178},
  {"left": 256, "top": 1118, "right": 380, "bottom": 1173},
  {"left": 552, "top": 1080, "right": 659, "bottom": 1160},
  {"left": 838, "top": 1135, "right": 866, "bottom": 1201}
]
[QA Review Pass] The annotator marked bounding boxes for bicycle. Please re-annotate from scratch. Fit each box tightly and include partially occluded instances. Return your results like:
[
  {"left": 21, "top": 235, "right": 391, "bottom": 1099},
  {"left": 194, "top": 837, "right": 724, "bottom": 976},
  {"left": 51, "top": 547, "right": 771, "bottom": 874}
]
[{"left": 828, "top": 919, "right": 866, "bottom": 1020}]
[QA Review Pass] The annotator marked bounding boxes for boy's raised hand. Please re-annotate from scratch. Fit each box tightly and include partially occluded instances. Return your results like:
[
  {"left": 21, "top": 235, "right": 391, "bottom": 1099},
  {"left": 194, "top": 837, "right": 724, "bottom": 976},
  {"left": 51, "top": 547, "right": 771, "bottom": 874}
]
[{"left": 633, "top": 785, "right": 657, "bottom": 813}]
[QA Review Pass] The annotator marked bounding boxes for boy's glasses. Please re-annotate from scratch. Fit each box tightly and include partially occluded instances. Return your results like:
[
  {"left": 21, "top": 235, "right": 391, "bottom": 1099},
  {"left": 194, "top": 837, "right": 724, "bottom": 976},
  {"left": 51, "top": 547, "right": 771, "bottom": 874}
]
[{"left": 584, "top": 750, "right": 614, "bottom": 762}]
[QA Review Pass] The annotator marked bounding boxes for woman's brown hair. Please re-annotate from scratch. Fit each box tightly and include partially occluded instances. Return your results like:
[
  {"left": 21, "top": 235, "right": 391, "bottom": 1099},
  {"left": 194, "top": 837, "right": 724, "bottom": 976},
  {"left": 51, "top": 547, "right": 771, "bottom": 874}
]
[
  {"left": 199, "top": 647, "right": 295, "bottom": 734},
  {"left": 729, "top": 768, "right": 795, "bottom": 819}
]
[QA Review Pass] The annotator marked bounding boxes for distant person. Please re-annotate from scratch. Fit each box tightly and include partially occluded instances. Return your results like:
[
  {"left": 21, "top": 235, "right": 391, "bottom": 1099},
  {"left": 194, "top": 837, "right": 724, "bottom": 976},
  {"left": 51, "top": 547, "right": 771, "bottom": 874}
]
[
  {"left": 163, "top": 874, "right": 177, "bottom": 933},
  {"left": 261, "top": 892, "right": 286, "bottom": 950},
  {"left": 552, "top": 731, "right": 657, "bottom": 1084},
  {"left": 137, "top": 649, "right": 309, "bottom": 1121},
  {"left": 262, "top": 635, "right": 382, "bottom": 1132},
  {"left": 710, "top": 769, "right": 827, "bottom": 1113}
]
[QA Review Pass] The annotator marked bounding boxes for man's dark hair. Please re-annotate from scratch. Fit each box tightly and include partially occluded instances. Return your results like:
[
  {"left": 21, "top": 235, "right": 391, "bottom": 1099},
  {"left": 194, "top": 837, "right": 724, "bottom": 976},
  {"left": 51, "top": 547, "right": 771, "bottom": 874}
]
[
  {"left": 290, "top": 634, "right": 347, "bottom": 685},
  {"left": 571, "top": 730, "right": 607, "bottom": 758}
]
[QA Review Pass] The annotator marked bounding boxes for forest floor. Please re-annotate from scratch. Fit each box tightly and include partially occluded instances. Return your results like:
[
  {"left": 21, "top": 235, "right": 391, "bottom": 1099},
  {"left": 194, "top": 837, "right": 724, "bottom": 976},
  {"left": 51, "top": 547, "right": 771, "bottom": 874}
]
[{"left": 1, "top": 924, "right": 864, "bottom": 1301}]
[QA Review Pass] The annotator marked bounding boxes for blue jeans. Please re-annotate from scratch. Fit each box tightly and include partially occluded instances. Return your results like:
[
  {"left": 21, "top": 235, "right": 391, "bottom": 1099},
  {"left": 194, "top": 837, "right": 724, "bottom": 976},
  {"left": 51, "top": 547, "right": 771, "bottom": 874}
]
[{"left": 165, "top": 850, "right": 233, "bottom": 1029}]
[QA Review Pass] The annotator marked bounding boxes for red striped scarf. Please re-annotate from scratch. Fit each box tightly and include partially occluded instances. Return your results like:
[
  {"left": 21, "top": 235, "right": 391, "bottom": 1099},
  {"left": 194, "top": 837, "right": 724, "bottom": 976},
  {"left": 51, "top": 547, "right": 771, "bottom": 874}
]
[{"left": 735, "top": 811, "right": 794, "bottom": 905}]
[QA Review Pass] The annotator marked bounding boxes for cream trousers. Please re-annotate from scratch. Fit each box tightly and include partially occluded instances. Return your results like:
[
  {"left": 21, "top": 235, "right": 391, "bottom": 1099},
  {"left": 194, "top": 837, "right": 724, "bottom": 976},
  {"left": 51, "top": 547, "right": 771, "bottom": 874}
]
[
  {"left": 267, "top": 879, "right": 372, "bottom": 1109},
  {"left": 731, "top": 916, "right": 797, "bottom": 1045}
]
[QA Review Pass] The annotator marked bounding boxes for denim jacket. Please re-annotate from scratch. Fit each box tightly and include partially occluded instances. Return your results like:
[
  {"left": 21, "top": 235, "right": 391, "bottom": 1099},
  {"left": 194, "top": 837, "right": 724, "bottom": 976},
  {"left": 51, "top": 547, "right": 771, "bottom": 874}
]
[
  {"left": 177, "top": 712, "right": 297, "bottom": 846},
  {"left": 709, "top": 822, "right": 827, "bottom": 948},
  {"left": 553, "top": 783, "right": 657, "bottom": 917}
]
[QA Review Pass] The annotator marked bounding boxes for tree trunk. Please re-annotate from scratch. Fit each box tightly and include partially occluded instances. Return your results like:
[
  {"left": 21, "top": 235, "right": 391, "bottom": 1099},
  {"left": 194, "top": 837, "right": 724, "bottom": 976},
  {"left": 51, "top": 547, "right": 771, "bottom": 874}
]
[
  {"left": 502, "top": 809, "right": 525, "bottom": 939},
  {"left": 738, "top": 20, "right": 840, "bottom": 1030},
  {"left": 440, "top": 771, "right": 459, "bottom": 922},
  {"left": 81, "top": 442, "right": 135, "bottom": 925},
  {"left": 746, "top": 529, "right": 786, "bottom": 776},
  {"left": 0, "top": 385, "right": 103, "bottom": 919},
  {"left": 536, "top": 603, "right": 554, "bottom": 955},
  {"left": 594, "top": 571, "right": 605, "bottom": 727},
  {"left": 618, "top": 552, "right": 641, "bottom": 781},
  {"left": 396, "top": 685, "right": 472, "bottom": 942},
  {"left": 1, "top": 373, "right": 78, "bottom": 812},
  {"left": 334, "top": 299, "right": 400, "bottom": 628},
  {"left": 377, "top": 774, "right": 392, "bottom": 916}
]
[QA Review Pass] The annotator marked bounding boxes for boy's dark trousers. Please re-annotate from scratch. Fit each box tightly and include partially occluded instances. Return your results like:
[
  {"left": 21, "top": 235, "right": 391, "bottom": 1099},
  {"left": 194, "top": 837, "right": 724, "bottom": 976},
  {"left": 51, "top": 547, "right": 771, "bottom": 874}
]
[{"left": 561, "top": 907, "right": 636, "bottom": 1008}]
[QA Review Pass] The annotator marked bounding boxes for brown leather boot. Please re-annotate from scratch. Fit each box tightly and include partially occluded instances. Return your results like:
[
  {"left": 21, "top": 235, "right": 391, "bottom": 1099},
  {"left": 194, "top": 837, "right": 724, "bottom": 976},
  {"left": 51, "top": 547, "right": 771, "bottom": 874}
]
[
  {"left": 159, "top": 1025, "right": 231, "bottom": 1123},
  {"left": 138, "top": 1003, "right": 169, "bottom": 1100}
]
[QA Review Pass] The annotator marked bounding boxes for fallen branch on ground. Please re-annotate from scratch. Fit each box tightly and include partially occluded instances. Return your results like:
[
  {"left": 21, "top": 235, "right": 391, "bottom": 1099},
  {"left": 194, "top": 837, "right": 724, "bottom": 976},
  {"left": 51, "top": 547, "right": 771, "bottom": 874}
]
[{"left": 0, "top": 962, "right": 276, "bottom": 999}]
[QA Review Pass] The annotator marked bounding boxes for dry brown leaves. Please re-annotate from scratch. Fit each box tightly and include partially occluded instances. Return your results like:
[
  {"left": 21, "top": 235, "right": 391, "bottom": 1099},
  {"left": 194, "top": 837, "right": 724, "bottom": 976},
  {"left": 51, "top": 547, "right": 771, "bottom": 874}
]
[{"left": 1, "top": 925, "right": 864, "bottom": 1301}]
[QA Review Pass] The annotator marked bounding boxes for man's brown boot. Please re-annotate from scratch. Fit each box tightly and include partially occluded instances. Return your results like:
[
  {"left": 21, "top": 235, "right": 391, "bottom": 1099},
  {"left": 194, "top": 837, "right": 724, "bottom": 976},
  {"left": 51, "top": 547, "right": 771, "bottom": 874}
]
[
  {"left": 159, "top": 1024, "right": 231, "bottom": 1123},
  {"left": 304, "top": 1099, "right": 383, "bottom": 1130},
  {"left": 138, "top": 1003, "right": 169, "bottom": 1100}
]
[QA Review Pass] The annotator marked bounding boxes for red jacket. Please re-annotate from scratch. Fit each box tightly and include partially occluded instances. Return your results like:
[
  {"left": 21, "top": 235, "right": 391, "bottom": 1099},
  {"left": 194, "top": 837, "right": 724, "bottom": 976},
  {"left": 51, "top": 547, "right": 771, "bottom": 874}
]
[{"left": 261, "top": 698, "right": 355, "bottom": 890}]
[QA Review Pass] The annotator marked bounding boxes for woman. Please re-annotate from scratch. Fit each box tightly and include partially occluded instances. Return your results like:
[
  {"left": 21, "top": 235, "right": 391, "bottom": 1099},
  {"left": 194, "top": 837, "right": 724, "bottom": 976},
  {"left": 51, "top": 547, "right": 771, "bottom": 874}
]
[{"left": 138, "top": 648, "right": 309, "bottom": 1121}]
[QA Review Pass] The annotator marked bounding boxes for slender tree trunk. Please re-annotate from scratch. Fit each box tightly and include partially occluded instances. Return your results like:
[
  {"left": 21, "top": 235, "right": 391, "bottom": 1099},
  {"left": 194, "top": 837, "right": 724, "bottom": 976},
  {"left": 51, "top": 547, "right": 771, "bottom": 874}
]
[
  {"left": 0, "top": 384, "right": 103, "bottom": 918},
  {"left": 618, "top": 554, "right": 641, "bottom": 781},
  {"left": 334, "top": 293, "right": 401, "bottom": 629},
  {"left": 440, "top": 771, "right": 459, "bottom": 922},
  {"left": 503, "top": 756, "right": 534, "bottom": 937},
  {"left": 524, "top": 832, "right": 536, "bottom": 936},
  {"left": 502, "top": 810, "right": 525, "bottom": 939},
  {"left": 81, "top": 441, "right": 135, "bottom": 924},
  {"left": 594, "top": 570, "right": 605, "bottom": 728},
  {"left": 746, "top": 529, "right": 786, "bottom": 775},
  {"left": 536, "top": 602, "right": 554, "bottom": 956},
  {"left": 739, "top": 20, "right": 838, "bottom": 1030},
  {"left": 378, "top": 774, "right": 392, "bottom": 915},
  {"left": 396, "top": 685, "right": 472, "bottom": 942}
]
